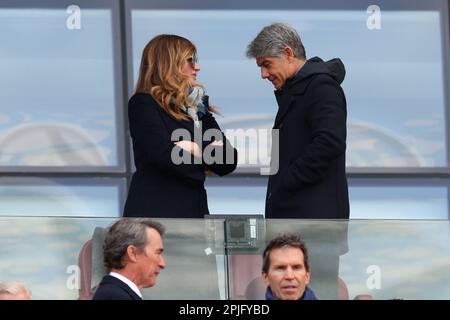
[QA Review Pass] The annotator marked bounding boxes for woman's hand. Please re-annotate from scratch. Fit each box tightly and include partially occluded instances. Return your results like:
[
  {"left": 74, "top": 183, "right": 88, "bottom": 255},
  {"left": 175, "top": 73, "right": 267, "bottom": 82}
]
[
  {"left": 175, "top": 140, "right": 202, "bottom": 158},
  {"left": 210, "top": 140, "right": 223, "bottom": 147}
]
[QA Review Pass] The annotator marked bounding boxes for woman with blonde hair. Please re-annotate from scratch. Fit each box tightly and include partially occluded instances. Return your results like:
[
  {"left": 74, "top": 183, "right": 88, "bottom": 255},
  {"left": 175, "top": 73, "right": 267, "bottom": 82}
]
[{"left": 123, "top": 34, "right": 237, "bottom": 218}]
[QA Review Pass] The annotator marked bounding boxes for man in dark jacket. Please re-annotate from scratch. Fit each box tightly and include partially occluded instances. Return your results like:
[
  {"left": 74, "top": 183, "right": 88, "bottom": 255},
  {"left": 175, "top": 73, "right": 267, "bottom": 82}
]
[
  {"left": 246, "top": 23, "right": 349, "bottom": 220},
  {"left": 247, "top": 23, "right": 349, "bottom": 299},
  {"left": 93, "top": 218, "right": 165, "bottom": 300}
]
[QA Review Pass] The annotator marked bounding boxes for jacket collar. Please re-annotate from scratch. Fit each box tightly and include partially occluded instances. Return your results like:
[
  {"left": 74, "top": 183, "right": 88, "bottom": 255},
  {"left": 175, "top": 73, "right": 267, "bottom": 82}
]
[
  {"left": 273, "top": 56, "right": 345, "bottom": 127},
  {"left": 272, "top": 60, "right": 310, "bottom": 128},
  {"left": 265, "top": 286, "right": 318, "bottom": 300},
  {"left": 104, "top": 274, "right": 143, "bottom": 300},
  {"left": 109, "top": 272, "right": 143, "bottom": 299},
  {"left": 280, "top": 56, "right": 345, "bottom": 95}
]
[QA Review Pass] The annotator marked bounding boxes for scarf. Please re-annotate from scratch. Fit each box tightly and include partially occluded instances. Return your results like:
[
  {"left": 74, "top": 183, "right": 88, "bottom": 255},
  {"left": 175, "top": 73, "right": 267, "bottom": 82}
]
[{"left": 180, "top": 86, "right": 209, "bottom": 128}]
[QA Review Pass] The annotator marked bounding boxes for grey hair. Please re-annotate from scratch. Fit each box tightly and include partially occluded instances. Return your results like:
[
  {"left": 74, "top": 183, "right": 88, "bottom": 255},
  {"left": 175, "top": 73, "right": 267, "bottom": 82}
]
[
  {"left": 103, "top": 218, "right": 165, "bottom": 270},
  {"left": 246, "top": 23, "right": 306, "bottom": 59},
  {"left": 0, "top": 282, "right": 30, "bottom": 298}
]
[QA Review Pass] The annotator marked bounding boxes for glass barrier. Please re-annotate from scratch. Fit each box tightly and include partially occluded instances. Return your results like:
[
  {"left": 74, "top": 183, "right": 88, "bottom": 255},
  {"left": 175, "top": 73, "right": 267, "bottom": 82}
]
[
  {"left": 1, "top": 217, "right": 450, "bottom": 300},
  {"left": 0, "top": 217, "right": 226, "bottom": 300},
  {"left": 226, "top": 219, "right": 450, "bottom": 300}
]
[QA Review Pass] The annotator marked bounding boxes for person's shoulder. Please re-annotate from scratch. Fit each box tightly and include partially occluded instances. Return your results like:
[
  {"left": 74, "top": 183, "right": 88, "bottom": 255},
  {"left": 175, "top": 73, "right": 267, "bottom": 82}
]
[
  {"left": 305, "top": 73, "right": 344, "bottom": 98},
  {"left": 309, "top": 73, "right": 340, "bottom": 87},
  {"left": 93, "top": 276, "right": 132, "bottom": 300},
  {"left": 93, "top": 285, "right": 131, "bottom": 300},
  {"left": 128, "top": 92, "right": 162, "bottom": 116},
  {"left": 129, "top": 92, "right": 159, "bottom": 107}
]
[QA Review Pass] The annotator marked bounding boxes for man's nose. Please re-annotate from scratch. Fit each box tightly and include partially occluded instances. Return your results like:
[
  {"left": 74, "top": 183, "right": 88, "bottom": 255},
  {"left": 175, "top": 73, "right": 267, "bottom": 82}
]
[
  {"left": 284, "top": 267, "right": 295, "bottom": 279},
  {"left": 159, "top": 256, "right": 166, "bottom": 269},
  {"left": 195, "top": 63, "right": 200, "bottom": 72},
  {"left": 261, "top": 68, "right": 269, "bottom": 79}
]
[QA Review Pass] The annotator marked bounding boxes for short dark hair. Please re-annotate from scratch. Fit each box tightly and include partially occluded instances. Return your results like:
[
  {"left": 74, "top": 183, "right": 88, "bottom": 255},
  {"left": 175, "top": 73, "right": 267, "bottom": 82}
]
[
  {"left": 103, "top": 218, "right": 165, "bottom": 270},
  {"left": 262, "top": 234, "right": 309, "bottom": 273}
]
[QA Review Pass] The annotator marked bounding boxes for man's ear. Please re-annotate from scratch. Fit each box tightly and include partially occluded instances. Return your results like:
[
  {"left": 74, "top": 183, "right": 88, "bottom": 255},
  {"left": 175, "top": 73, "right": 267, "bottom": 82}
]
[
  {"left": 262, "top": 272, "right": 270, "bottom": 286},
  {"left": 283, "top": 47, "right": 295, "bottom": 61},
  {"left": 126, "top": 245, "right": 139, "bottom": 263},
  {"left": 305, "top": 270, "right": 311, "bottom": 285}
]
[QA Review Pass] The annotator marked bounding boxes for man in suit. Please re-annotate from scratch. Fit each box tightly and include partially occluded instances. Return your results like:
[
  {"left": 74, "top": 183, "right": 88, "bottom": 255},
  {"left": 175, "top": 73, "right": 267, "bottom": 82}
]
[
  {"left": 246, "top": 22, "right": 349, "bottom": 220},
  {"left": 246, "top": 23, "right": 349, "bottom": 299},
  {"left": 93, "top": 218, "right": 165, "bottom": 300}
]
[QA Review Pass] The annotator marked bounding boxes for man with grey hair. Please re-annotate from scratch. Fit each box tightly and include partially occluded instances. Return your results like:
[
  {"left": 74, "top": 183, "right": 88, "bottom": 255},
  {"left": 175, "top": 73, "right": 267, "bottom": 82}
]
[
  {"left": 93, "top": 218, "right": 165, "bottom": 300},
  {"left": 246, "top": 23, "right": 349, "bottom": 221},
  {"left": 0, "top": 282, "right": 31, "bottom": 300},
  {"left": 247, "top": 23, "right": 349, "bottom": 299}
]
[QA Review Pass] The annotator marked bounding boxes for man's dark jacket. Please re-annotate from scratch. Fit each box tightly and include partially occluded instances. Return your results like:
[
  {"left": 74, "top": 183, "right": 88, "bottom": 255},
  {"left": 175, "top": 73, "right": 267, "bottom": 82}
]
[
  {"left": 265, "top": 57, "right": 349, "bottom": 219},
  {"left": 265, "top": 286, "right": 318, "bottom": 300},
  {"left": 93, "top": 275, "right": 142, "bottom": 300}
]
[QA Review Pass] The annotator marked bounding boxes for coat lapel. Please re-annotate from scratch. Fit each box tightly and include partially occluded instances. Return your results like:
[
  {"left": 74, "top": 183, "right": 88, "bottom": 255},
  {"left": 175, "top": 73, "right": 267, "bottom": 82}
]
[
  {"left": 273, "top": 91, "right": 294, "bottom": 128},
  {"left": 273, "top": 76, "right": 315, "bottom": 128}
]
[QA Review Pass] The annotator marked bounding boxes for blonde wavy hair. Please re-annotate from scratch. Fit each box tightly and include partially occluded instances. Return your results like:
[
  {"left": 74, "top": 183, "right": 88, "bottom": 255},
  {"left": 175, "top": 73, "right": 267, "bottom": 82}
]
[{"left": 136, "top": 34, "right": 214, "bottom": 121}]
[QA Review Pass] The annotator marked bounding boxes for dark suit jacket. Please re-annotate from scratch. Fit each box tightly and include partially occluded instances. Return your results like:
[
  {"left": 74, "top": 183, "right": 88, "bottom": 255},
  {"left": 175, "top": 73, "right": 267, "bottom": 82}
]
[
  {"left": 92, "top": 275, "right": 142, "bottom": 300},
  {"left": 265, "top": 57, "right": 349, "bottom": 219},
  {"left": 123, "top": 92, "right": 237, "bottom": 218}
]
